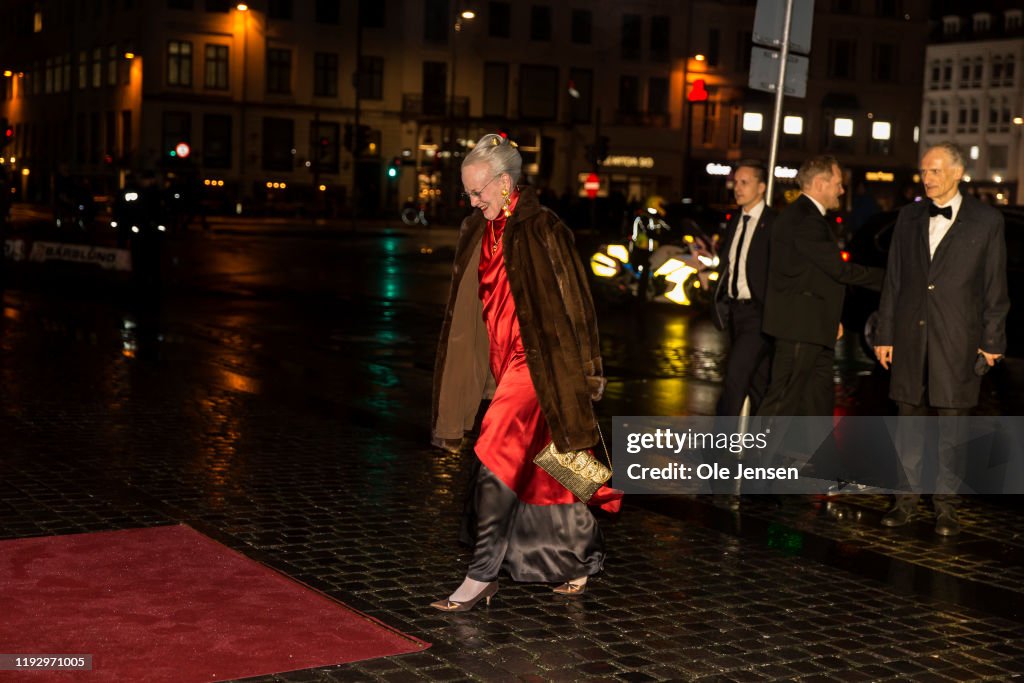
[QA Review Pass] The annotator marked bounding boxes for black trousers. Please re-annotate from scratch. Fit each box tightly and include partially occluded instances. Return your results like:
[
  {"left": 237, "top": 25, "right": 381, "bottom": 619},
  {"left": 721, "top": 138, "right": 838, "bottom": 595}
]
[
  {"left": 716, "top": 299, "right": 772, "bottom": 417},
  {"left": 757, "top": 339, "right": 834, "bottom": 416},
  {"left": 892, "top": 394, "right": 970, "bottom": 510}
]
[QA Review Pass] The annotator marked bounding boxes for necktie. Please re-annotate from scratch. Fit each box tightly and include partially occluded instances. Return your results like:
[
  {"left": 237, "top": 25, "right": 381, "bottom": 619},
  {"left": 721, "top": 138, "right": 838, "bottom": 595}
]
[
  {"left": 928, "top": 203, "right": 952, "bottom": 220},
  {"left": 730, "top": 214, "right": 751, "bottom": 299}
]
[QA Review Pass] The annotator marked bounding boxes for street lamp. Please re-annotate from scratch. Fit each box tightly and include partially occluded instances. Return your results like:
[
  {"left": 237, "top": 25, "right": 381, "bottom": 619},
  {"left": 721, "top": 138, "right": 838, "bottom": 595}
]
[
  {"left": 446, "top": 5, "right": 474, "bottom": 219},
  {"left": 235, "top": 4, "right": 249, "bottom": 208}
]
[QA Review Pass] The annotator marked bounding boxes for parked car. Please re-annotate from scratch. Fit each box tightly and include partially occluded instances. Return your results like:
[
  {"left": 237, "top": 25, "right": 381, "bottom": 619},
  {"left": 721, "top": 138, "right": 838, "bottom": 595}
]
[{"left": 842, "top": 203, "right": 1024, "bottom": 357}]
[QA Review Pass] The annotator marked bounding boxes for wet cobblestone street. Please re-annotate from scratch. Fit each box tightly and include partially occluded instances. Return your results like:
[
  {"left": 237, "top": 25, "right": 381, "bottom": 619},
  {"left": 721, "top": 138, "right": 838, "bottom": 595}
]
[{"left": 1, "top": 224, "right": 1023, "bottom": 681}]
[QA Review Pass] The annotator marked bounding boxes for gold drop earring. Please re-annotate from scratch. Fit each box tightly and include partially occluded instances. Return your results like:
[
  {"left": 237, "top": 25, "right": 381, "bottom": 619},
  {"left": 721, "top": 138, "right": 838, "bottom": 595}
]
[{"left": 501, "top": 187, "right": 512, "bottom": 217}]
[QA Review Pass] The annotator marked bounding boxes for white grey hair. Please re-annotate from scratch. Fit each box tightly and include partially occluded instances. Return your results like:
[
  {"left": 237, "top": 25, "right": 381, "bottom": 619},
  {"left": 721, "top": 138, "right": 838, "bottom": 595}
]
[{"left": 462, "top": 133, "right": 523, "bottom": 184}]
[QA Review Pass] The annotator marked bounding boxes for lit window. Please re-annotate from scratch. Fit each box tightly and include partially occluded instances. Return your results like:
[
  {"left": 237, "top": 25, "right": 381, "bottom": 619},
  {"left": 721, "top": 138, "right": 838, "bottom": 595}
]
[
  {"left": 742, "top": 112, "right": 763, "bottom": 132},
  {"left": 970, "top": 145, "right": 980, "bottom": 160},
  {"left": 871, "top": 121, "right": 891, "bottom": 140},
  {"left": 783, "top": 116, "right": 803, "bottom": 135},
  {"left": 833, "top": 118, "right": 854, "bottom": 137}
]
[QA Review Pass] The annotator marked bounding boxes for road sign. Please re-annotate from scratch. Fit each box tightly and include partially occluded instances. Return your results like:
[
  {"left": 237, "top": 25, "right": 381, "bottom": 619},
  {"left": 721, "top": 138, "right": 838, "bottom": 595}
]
[
  {"left": 584, "top": 172, "right": 600, "bottom": 199},
  {"left": 175, "top": 142, "right": 191, "bottom": 159},
  {"left": 749, "top": 48, "right": 809, "bottom": 98},
  {"left": 753, "top": 0, "right": 815, "bottom": 54}
]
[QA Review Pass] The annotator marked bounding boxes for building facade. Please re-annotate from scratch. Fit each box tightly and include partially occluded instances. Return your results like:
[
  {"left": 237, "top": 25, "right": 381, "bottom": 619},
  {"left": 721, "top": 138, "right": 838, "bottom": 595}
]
[
  {"left": 923, "top": 4, "right": 1024, "bottom": 204},
  {"left": 0, "top": 0, "right": 929, "bottom": 217}
]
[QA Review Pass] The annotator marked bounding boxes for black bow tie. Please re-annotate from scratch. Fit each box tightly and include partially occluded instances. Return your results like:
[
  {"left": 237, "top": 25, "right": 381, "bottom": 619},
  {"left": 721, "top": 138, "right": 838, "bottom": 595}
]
[{"left": 929, "top": 203, "right": 953, "bottom": 220}]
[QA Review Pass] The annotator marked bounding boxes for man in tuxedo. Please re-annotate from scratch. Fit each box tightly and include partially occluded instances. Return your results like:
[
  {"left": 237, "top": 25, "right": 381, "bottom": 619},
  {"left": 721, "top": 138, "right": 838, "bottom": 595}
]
[
  {"left": 758, "top": 155, "right": 883, "bottom": 417},
  {"left": 714, "top": 161, "right": 776, "bottom": 418},
  {"left": 874, "top": 142, "right": 1008, "bottom": 536}
]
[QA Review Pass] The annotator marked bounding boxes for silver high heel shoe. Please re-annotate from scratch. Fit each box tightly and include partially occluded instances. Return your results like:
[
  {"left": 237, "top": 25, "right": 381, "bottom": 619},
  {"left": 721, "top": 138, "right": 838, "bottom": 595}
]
[{"left": 429, "top": 581, "right": 498, "bottom": 612}]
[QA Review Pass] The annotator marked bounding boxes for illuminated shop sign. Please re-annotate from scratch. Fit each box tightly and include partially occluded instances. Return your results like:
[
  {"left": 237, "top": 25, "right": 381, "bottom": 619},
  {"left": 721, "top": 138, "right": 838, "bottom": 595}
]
[
  {"left": 602, "top": 156, "right": 655, "bottom": 168},
  {"left": 865, "top": 171, "right": 895, "bottom": 182}
]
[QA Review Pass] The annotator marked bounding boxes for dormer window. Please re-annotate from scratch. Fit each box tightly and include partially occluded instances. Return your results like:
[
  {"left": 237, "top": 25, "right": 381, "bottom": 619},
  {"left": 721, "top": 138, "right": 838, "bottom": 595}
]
[
  {"left": 973, "top": 13, "right": 991, "bottom": 33},
  {"left": 943, "top": 15, "right": 960, "bottom": 35},
  {"left": 1007, "top": 10, "right": 1022, "bottom": 32}
]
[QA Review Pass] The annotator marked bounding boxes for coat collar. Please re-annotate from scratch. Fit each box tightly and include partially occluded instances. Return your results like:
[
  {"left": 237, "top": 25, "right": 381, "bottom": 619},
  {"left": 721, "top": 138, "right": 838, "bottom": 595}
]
[{"left": 464, "top": 185, "right": 544, "bottom": 235}]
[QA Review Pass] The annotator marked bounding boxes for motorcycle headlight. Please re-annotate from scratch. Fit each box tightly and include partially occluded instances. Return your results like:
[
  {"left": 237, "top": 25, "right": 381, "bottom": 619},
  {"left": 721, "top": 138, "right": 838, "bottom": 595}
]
[
  {"left": 606, "top": 244, "right": 629, "bottom": 263},
  {"left": 697, "top": 254, "right": 715, "bottom": 267},
  {"left": 590, "top": 252, "right": 619, "bottom": 278}
]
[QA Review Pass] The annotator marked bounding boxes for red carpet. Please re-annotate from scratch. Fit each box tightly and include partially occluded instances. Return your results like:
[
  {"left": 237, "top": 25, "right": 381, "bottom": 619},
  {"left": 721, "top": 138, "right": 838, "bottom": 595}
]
[{"left": 0, "top": 525, "right": 428, "bottom": 681}]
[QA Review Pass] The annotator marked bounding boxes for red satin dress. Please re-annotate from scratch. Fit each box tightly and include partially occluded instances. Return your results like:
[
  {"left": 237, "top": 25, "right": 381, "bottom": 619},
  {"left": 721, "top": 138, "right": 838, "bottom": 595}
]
[{"left": 473, "top": 194, "right": 621, "bottom": 514}]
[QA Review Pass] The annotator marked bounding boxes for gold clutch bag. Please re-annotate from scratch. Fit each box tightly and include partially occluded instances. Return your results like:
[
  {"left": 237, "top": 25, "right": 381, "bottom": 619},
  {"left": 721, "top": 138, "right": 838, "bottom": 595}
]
[{"left": 533, "top": 425, "right": 612, "bottom": 503}]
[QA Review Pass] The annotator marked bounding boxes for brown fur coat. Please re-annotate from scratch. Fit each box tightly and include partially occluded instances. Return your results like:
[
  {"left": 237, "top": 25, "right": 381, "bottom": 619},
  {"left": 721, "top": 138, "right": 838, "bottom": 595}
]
[{"left": 431, "top": 187, "right": 605, "bottom": 453}]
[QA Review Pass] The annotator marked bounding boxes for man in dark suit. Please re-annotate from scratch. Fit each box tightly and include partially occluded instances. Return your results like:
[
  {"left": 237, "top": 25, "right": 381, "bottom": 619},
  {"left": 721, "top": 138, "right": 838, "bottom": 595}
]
[
  {"left": 714, "top": 161, "right": 775, "bottom": 418},
  {"left": 874, "top": 142, "right": 1009, "bottom": 536},
  {"left": 758, "top": 155, "right": 883, "bottom": 417}
]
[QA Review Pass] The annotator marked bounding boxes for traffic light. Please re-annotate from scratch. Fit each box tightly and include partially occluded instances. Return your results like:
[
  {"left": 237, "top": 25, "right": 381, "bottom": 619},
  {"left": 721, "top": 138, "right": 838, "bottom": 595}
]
[
  {"left": 387, "top": 157, "right": 401, "bottom": 179},
  {"left": 0, "top": 118, "right": 12, "bottom": 150}
]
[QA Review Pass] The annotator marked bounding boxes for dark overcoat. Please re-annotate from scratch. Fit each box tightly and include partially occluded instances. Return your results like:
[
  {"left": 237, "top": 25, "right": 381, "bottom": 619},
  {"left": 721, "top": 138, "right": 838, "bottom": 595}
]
[
  {"left": 713, "top": 205, "right": 776, "bottom": 330},
  {"left": 762, "top": 194, "right": 882, "bottom": 348},
  {"left": 875, "top": 193, "right": 1009, "bottom": 408},
  {"left": 431, "top": 187, "right": 605, "bottom": 453}
]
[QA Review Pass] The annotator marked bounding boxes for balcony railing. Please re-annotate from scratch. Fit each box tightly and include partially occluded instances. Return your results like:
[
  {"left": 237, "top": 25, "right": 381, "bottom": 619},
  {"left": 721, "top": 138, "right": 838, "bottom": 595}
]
[{"left": 402, "top": 94, "right": 469, "bottom": 120}]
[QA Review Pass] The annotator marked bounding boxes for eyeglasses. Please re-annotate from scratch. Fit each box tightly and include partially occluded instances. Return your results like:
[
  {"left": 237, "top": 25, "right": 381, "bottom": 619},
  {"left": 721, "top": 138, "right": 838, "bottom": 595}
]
[{"left": 462, "top": 173, "right": 502, "bottom": 201}]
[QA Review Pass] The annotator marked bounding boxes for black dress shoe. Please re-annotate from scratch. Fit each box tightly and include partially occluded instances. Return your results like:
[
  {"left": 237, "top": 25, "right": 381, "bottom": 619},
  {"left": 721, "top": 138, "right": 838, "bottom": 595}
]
[
  {"left": 881, "top": 505, "right": 914, "bottom": 527},
  {"left": 935, "top": 508, "right": 961, "bottom": 537}
]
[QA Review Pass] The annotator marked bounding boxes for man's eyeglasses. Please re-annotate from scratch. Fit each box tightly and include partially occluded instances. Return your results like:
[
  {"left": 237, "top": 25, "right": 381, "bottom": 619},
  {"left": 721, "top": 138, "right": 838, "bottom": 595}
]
[{"left": 462, "top": 173, "right": 501, "bottom": 201}]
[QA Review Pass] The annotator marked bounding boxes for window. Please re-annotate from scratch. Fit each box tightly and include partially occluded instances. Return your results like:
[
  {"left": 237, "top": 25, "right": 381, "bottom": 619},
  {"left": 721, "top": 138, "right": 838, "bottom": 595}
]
[
  {"left": 741, "top": 111, "right": 763, "bottom": 147},
  {"left": 929, "top": 60, "right": 940, "bottom": 89},
  {"left": 621, "top": 15, "right": 641, "bottom": 60},
  {"left": 651, "top": 17, "right": 669, "bottom": 62},
  {"left": 483, "top": 62, "right": 508, "bottom": 117},
  {"left": 992, "top": 56, "right": 1003, "bottom": 85},
  {"left": 973, "top": 13, "right": 990, "bottom": 33},
  {"left": 1007, "top": 10, "right": 1022, "bottom": 32},
  {"left": 108, "top": 45, "right": 118, "bottom": 86},
  {"left": 783, "top": 114, "right": 804, "bottom": 149},
  {"left": 530, "top": 6, "right": 551, "bottom": 41},
  {"left": 618, "top": 75, "right": 639, "bottom": 114},
  {"left": 359, "top": 56, "right": 383, "bottom": 100},
  {"left": 1004, "top": 55, "right": 1015, "bottom": 85},
  {"left": 942, "top": 16, "right": 960, "bottom": 35},
  {"left": 359, "top": 0, "right": 385, "bottom": 28},
  {"left": 989, "top": 98, "right": 999, "bottom": 129},
  {"left": 92, "top": 47, "right": 102, "bottom": 87},
  {"left": 266, "top": 48, "right": 291, "bottom": 94},
  {"left": 957, "top": 102, "right": 967, "bottom": 132},
  {"left": 828, "top": 39, "right": 856, "bottom": 79},
  {"left": 489, "top": 2, "right": 511, "bottom": 38},
  {"left": 876, "top": 0, "right": 899, "bottom": 17},
  {"left": 422, "top": 62, "right": 447, "bottom": 115},
  {"left": 518, "top": 65, "right": 558, "bottom": 119},
  {"left": 315, "top": 0, "right": 340, "bottom": 24},
  {"left": 942, "top": 59, "right": 952, "bottom": 88},
  {"left": 314, "top": 52, "right": 338, "bottom": 97},
  {"left": 161, "top": 111, "right": 191, "bottom": 158},
  {"left": 872, "top": 43, "right": 896, "bottom": 82},
  {"left": 424, "top": 0, "right": 449, "bottom": 43},
  {"left": 824, "top": 115, "right": 855, "bottom": 153},
  {"left": 268, "top": 0, "right": 292, "bottom": 20},
  {"left": 648, "top": 77, "right": 669, "bottom": 115},
  {"left": 202, "top": 114, "right": 232, "bottom": 168},
  {"left": 702, "top": 102, "right": 718, "bottom": 143},
  {"left": 261, "top": 117, "right": 294, "bottom": 171},
  {"left": 959, "top": 59, "right": 971, "bottom": 88},
  {"left": 310, "top": 121, "right": 339, "bottom": 173},
  {"left": 990, "top": 144, "right": 1008, "bottom": 169},
  {"left": 869, "top": 120, "right": 891, "bottom": 155},
  {"left": 973, "top": 58, "right": 983, "bottom": 86},
  {"left": 568, "top": 67, "right": 592, "bottom": 123},
  {"left": 204, "top": 44, "right": 229, "bottom": 90},
  {"left": 737, "top": 31, "right": 752, "bottom": 71},
  {"left": 707, "top": 29, "right": 720, "bottom": 67},
  {"left": 571, "top": 9, "right": 591, "bottom": 44},
  {"left": 167, "top": 40, "right": 192, "bottom": 87}
]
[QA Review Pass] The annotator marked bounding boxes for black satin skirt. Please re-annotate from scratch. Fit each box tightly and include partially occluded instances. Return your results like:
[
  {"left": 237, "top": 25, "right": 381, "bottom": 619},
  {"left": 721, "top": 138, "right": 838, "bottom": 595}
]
[{"left": 460, "top": 459, "right": 606, "bottom": 583}]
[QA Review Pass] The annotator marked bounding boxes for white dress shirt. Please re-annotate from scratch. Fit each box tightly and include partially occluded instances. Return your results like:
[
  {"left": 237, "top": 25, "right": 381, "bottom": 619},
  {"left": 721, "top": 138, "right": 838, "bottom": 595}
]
[
  {"left": 806, "top": 194, "right": 827, "bottom": 216},
  {"left": 929, "top": 192, "right": 962, "bottom": 258},
  {"left": 728, "top": 199, "right": 765, "bottom": 300}
]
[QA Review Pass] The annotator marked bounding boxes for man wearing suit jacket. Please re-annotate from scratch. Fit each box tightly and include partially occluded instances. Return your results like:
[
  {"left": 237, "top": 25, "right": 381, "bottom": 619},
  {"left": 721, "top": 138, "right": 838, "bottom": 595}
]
[
  {"left": 714, "top": 161, "right": 776, "bottom": 417},
  {"left": 758, "top": 155, "right": 883, "bottom": 417},
  {"left": 874, "top": 142, "right": 1009, "bottom": 536}
]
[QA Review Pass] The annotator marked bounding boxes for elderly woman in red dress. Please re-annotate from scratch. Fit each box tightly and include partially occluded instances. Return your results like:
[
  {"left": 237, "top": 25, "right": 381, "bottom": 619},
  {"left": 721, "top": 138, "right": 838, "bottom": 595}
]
[{"left": 430, "top": 133, "right": 621, "bottom": 612}]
